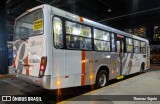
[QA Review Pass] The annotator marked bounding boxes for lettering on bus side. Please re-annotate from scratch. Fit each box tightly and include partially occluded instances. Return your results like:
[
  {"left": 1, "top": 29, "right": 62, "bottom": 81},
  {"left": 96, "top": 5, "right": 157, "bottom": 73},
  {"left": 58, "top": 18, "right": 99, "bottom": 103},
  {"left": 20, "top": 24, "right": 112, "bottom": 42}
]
[
  {"left": 29, "top": 59, "right": 41, "bottom": 63},
  {"left": 30, "top": 41, "right": 42, "bottom": 47}
]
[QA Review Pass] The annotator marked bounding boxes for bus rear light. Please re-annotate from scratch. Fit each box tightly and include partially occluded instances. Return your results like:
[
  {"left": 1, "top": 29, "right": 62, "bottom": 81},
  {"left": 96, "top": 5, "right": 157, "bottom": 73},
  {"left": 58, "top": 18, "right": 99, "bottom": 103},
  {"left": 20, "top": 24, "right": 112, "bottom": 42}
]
[
  {"left": 39, "top": 56, "right": 47, "bottom": 78},
  {"left": 40, "top": 65, "right": 45, "bottom": 71}
]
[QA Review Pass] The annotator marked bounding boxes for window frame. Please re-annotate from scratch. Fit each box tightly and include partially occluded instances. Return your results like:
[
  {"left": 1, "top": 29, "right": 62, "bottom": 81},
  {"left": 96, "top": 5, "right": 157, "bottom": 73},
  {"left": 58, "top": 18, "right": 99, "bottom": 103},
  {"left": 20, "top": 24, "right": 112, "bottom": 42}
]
[
  {"left": 52, "top": 16, "right": 65, "bottom": 49},
  {"left": 134, "top": 39, "right": 141, "bottom": 54},
  {"left": 140, "top": 41, "right": 146, "bottom": 54},
  {"left": 52, "top": 15, "right": 146, "bottom": 54},
  {"left": 111, "top": 32, "right": 116, "bottom": 52},
  {"left": 93, "top": 27, "right": 111, "bottom": 52},
  {"left": 125, "top": 37, "right": 134, "bottom": 53},
  {"left": 65, "top": 19, "right": 92, "bottom": 51},
  {"left": 14, "top": 9, "right": 44, "bottom": 41}
]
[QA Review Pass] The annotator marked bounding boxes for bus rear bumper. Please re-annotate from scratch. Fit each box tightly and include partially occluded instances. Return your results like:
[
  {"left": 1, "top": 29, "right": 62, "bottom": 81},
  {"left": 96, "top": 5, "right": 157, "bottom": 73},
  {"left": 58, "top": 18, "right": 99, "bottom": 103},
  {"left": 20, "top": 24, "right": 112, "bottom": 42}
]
[{"left": 16, "top": 74, "right": 51, "bottom": 89}]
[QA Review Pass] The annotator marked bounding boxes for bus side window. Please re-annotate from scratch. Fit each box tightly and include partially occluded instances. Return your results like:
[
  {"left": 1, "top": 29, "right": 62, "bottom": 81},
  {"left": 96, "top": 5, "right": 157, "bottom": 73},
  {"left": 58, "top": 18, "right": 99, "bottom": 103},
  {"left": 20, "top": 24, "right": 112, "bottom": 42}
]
[
  {"left": 94, "top": 29, "right": 111, "bottom": 51},
  {"left": 53, "top": 17, "right": 63, "bottom": 48},
  {"left": 65, "top": 21, "right": 92, "bottom": 50},
  {"left": 111, "top": 33, "right": 115, "bottom": 51},
  {"left": 117, "top": 41, "right": 120, "bottom": 52},
  {"left": 134, "top": 40, "right": 140, "bottom": 53},
  {"left": 141, "top": 41, "right": 146, "bottom": 54},
  {"left": 126, "top": 38, "right": 133, "bottom": 53},
  {"left": 81, "top": 38, "right": 92, "bottom": 50}
]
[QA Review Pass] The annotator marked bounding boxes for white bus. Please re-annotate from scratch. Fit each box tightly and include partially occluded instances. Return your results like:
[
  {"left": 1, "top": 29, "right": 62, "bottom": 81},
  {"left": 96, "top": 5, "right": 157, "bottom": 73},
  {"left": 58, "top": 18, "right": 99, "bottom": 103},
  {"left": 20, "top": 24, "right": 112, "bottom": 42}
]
[{"left": 13, "top": 4, "right": 150, "bottom": 89}]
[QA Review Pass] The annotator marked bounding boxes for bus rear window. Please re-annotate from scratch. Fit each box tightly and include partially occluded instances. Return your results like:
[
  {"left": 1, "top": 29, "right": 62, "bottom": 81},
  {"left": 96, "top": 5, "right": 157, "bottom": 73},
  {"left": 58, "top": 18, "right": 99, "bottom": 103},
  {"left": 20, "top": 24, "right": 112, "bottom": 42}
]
[{"left": 14, "top": 9, "right": 43, "bottom": 40}]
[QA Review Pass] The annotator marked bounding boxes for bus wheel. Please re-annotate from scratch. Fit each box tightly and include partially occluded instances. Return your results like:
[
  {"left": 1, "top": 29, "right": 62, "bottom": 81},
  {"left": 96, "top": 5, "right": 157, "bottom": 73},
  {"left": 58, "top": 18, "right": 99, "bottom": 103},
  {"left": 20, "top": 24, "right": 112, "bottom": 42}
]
[{"left": 95, "top": 70, "right": 108, "bottom": 88}]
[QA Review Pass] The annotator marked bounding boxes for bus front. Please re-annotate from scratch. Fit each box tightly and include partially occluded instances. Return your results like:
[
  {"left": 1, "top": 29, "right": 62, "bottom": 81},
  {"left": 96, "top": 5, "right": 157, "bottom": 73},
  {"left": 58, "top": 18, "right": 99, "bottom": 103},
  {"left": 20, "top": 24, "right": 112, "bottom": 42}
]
[{"left": 13, "top": 6, "right": 50, "bottom": 89}]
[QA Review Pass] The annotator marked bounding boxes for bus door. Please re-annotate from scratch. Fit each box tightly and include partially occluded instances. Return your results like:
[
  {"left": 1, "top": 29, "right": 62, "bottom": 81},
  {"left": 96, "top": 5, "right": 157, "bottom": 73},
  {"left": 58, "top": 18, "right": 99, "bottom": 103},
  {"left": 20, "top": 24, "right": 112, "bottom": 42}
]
[
  {"left": 116, "top": 34, "right": 125, "bottom": 79},
  {"left": 52, "top": 16, "right": 66, "bottom": 78}
]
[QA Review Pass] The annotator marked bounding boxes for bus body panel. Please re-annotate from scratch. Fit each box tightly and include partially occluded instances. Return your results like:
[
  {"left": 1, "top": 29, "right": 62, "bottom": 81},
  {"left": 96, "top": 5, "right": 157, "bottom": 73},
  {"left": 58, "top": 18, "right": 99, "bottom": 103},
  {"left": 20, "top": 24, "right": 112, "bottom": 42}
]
[
  {"left": 65, "top": 50, "right": 81, "bottom": 75},
  {"left": 28, "top": 35, "right": 44, "bottom": 76},
  {"left": 13, "top": 5, "right": 52, "bottom": 89},
  {"left": 13, "top": 35, "right": 45, "bottom": 77},
  {"left": 92, "top": 52, "right": 119, "bottom": 80},
  {"left": 43, "top": 5, "right": 52, "bottom": 77}
]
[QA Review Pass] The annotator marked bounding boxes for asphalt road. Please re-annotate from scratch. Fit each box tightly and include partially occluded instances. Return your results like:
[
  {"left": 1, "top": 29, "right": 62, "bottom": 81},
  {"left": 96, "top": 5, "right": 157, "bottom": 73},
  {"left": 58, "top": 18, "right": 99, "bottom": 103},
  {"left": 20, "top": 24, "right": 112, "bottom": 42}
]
[
  {"left": 0, "top": 77, "right": 96, "bottom": 104},
  {"left": 0, "top": 64, "right": 159, "bottom": 104}
]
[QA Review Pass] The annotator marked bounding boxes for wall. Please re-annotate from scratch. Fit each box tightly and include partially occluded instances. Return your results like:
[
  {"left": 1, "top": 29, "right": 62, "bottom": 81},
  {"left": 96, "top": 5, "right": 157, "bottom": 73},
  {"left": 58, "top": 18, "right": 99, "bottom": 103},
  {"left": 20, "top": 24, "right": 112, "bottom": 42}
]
[{"left": 0, "top": 0, "right": 8, "bottom": 74}]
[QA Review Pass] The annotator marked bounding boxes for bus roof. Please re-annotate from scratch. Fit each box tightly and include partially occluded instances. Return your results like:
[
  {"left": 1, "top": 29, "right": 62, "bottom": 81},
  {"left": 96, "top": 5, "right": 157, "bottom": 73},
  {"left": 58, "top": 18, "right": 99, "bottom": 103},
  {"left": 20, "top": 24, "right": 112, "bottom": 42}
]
[
  {"left": 16, "top": 4, "right": 149, "bottom": 44},
  {"left": 49, "top": 4, "right": 149, "bottom": 43}
]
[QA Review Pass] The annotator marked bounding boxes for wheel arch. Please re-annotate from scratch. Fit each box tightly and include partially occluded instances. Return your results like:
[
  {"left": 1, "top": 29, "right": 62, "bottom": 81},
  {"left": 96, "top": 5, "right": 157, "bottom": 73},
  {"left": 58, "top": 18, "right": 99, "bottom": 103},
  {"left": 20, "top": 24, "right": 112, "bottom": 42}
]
[{"left": 94, "top": 65, "right": 110, "bottom": 82}]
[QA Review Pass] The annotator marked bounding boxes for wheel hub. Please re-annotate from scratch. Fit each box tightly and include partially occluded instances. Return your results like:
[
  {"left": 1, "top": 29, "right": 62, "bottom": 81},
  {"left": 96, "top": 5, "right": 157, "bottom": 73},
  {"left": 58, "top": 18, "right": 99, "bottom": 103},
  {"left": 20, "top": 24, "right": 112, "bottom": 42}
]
[{"left": 99, "top": 74, "right": 106, "bottom": 87}]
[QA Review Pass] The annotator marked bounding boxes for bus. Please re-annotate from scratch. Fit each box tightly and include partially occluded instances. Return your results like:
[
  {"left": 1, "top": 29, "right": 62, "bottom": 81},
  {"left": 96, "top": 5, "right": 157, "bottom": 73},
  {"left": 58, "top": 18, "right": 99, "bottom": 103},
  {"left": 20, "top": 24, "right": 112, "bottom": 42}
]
[{"left": 13, "top": 4, "right": 150, "bottom": 89}]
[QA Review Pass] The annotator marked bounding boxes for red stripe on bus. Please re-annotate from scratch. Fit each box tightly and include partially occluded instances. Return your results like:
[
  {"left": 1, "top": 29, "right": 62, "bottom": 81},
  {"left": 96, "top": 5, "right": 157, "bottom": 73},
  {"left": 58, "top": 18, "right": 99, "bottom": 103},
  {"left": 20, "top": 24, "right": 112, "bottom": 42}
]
[
  {"left": 81, "top": 51, "right": 85, "bottom": 86},
  {"left": 26, "top": 56, "right": 29, "bottom": 76}
]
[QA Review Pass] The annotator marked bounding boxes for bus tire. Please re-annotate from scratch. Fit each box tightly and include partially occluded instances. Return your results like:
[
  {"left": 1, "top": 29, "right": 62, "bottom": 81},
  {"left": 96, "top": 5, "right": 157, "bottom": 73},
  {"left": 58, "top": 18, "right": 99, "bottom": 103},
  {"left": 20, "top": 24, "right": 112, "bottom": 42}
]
[{"left": 95, "top": 70, "right": 108, "bottom": 88}]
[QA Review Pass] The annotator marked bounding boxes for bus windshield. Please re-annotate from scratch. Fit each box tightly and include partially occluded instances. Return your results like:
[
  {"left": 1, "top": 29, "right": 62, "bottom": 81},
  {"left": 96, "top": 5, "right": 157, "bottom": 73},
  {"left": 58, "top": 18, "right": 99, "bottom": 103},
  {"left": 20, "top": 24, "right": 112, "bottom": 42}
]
[{"left": 14, "top": 9, "right": 43, "bottom": 40}]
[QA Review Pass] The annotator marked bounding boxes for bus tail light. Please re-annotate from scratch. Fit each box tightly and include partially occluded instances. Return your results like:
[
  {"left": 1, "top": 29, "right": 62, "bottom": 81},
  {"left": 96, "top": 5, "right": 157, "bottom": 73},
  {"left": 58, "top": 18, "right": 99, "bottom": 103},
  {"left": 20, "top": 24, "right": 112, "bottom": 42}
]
[{"left": 39, "top": 56, "right": 47, "bottom": 78}]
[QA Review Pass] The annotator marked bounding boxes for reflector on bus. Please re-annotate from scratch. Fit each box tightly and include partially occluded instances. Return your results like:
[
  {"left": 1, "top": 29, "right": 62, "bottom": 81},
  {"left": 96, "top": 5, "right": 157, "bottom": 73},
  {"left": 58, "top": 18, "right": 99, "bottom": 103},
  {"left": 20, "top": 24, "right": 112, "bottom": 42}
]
[
  {"left": 117, "top": 34, "right": 124, "bottom": 38},
  {"left": 39, "top": 56, "right": 47, "bottom": 78},
  {"left": 79, "top": 16, "right": 84, "bottom": 22}
]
